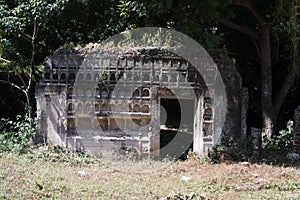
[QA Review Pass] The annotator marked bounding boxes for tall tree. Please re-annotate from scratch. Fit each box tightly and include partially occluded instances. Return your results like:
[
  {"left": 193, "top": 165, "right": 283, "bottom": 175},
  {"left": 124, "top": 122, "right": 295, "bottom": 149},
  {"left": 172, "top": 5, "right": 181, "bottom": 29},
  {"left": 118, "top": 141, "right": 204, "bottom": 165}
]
[
  {"left": 219, "top": 0, "right": 299, "bottom": 138},
  {"left": 140, "top": 0, "right": 299, "bottom": 138},
  {"left": 0, "top": 0, "right": 144, "bottom": 118},
  {"left": 0, "top": 0, "right": 65, "bottom": 118}
]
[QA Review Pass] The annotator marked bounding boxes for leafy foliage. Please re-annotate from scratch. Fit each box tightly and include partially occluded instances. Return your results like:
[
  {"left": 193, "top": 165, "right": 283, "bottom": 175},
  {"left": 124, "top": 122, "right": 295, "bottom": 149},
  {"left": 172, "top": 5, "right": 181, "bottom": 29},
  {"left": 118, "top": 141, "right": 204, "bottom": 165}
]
[
  {"left": 0, "top": 0, "right": 67, "bottom": 118},
  {"left": 32, "top": 145, "right": 97, "bottom": 165},
  {"left": 263, "top": 120, "right": 294, "bottom": 152},
  {"left": 208, "top": 134, "right": 249, "bottom": 163},
  {"left": 0, "top": 114, "right": 34, "bottom": 153},
  {"left": 0, "top": 0, "right": 66, "bottom": 63},
  {"left": 209, "top": 121, "right": 296, "bottom": 164}
]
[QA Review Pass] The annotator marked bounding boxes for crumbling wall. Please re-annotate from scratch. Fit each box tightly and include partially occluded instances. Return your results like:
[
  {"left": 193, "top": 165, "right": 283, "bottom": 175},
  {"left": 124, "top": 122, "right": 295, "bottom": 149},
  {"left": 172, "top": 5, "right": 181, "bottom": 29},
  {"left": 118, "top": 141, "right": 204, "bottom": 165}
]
[
  {"left": 209, "top": 50, "right": 244, "bottom": 138},
  {"left": 35, "top": 46, "right": 245, "bottom": 157},
  {"left": 35, "top": 86, "right": 67, "bottom": 145}
]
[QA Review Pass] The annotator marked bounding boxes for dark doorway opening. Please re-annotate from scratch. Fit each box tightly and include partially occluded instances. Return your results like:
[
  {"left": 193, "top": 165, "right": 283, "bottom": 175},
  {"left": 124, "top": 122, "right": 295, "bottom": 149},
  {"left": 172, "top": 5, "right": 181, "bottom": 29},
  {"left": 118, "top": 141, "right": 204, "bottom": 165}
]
[{"left": 160, "top": 98, "right": 195, "bottom": 160}]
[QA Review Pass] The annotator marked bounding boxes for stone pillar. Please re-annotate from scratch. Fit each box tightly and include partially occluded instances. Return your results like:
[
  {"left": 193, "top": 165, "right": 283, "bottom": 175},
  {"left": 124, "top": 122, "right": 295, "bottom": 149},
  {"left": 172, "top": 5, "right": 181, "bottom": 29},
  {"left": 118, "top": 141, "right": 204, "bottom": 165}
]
[
  {"left": 241, "top": 87, "right": 249, "bottom": 148},
  {"left": 251, "top": 127, "right": 262, "bottom": 159},
  {"left": 293, "top": 106, "right": 300, "bottom": 153},
  {"left": 193, "top": 96, "right": 203, "bottom": 156},
  {"left": 149, "top": 86, "right": 160, "bottom": 158},
  {"left": 34, "top": 85, "right": 48, "bottom": 144}
]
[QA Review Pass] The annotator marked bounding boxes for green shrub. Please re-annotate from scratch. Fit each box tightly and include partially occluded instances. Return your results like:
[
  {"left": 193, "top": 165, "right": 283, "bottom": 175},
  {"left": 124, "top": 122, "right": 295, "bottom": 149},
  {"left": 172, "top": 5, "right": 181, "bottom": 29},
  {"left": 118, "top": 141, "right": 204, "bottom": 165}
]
[
  {"left": 0, "top": 114, "right": 35, "bottom": 153},
  {"left": 208, "top": 134, "right": 249, "bottom": 163},
  {"left": 32, "top": 145, "right": 98, "bottom": 165},
  {"left": 263, "top": 120, "right": 293, "bottom": 152}
]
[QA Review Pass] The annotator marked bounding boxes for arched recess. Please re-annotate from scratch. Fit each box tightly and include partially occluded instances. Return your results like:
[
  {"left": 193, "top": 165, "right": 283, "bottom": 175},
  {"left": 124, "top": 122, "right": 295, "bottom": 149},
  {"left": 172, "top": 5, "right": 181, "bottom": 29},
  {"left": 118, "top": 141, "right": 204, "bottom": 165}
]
[
  {"left": 60, "top": 73, "right": 66, "bottom": 82},
  {"left": 203, "top": 107, "right": 213, "bottom": 121},
  {"left": 85, "top": 103, "right": 92, "bottom": 113},
  {"left": 94, "top": 102, "right": 100, "bottom": 114},
  {"left": 153, "top": 74, "right": 160, "bottom": 82},
  {"left": 141, "top": 104, "right": 150, "bottom": 113},
  {"left": 52, "top": 69, "right": 58, "bottom": 80},
  {"left": 132, "top": 88, "right": 140, "bottom": 98},
  {"left": 95, "top": 87, "right": 100, "bottom": 98},
  {"left": 94, "top": 73, "right": 100, "bottom": 82},
  {"left": 86, "top": 73, "right": 92, "bottom": 81},
  {"left": 110, "top": 73, "right": 116, "bottom": 83},
  {"left": 77, "top": 72, "right": 84, "bottom": 81},
  {"left": 44, "top": 67, "right": 51, "bottom": 80},
  {"left": 142, "top": 88, "right": 150, "bottom": 97},
  {"left": 67, "top": 103, "right": 75, "bottom": 113},
  {"left": 170, "top": 73, "right": 177, "bottom": 82},
  {"left": 133, "top": 104, "right": 140, "bottom": 112},
  {"left": 67, "top": 87, "right": 74, "bottom": 98},
  {"left": 162, "top": 74, "right": 169, "bottom": 82},
  {"left": 77, "top": 103, "right": 83, "bottom": 113},
  {"left": 69, "top": 73, "right": 75, "bottom": 82},
  {"left": 100, "top": 88, "right": 109, "bottom": 98}
]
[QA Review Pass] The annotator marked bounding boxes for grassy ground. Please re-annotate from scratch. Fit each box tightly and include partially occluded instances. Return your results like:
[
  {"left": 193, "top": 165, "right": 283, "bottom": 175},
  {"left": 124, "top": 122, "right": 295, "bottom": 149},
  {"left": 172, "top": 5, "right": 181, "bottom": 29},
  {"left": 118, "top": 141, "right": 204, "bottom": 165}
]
[{"left": 0, "top": 149, "right": 300, "bottom": 199}]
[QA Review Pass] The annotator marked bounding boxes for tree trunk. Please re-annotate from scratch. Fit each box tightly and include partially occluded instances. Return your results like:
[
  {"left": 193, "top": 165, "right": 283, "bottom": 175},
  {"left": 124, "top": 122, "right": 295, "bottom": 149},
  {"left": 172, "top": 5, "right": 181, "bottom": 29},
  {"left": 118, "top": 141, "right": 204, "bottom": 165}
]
[
  {"left": 25, "top": 91, "right": 31, "bottom": 119},
  {"left": 223, "top": 1, "right": 297, "bottom": 139},
  {"left": 273, "top": 71, "right": 295, "bottom": 124},
  {"left": 260, "top": 25, "right": 274, "bottom": 139}
]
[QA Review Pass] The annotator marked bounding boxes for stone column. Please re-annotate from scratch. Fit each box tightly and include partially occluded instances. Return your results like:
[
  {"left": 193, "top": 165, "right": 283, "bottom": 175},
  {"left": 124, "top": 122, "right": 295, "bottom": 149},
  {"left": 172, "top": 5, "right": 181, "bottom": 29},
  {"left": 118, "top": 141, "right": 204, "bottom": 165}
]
[
  {"left": 251, "top": 127, "right": 262, "bottom": 159},
  {"left": 34, "top": 85, "right": 47, "bottom": 144},
  {"left": 241, "top": 87, "right": 249, "bottom": 148},
  {"left": 293, "top": 106, "right": 300, "bottom": 153},
  {"left": 149, "top": 86, "right": 160, "bottom": 158}
]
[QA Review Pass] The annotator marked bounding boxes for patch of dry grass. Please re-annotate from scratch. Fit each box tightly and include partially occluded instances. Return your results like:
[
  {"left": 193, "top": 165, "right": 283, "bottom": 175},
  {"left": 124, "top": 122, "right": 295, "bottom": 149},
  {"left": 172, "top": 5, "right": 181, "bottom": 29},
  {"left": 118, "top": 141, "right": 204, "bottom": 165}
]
[{"left": 0, "top": 152, "right": 300, "bottom": 199}]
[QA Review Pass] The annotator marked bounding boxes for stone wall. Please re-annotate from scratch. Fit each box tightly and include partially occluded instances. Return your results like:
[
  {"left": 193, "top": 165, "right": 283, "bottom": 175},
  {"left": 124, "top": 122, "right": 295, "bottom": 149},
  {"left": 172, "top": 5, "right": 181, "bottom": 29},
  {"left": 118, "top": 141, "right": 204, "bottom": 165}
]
[
  {"left": 209, "top": 50, "right": 244, "bottom": 138},
  {"left": 35, "top": 86, "right": 67, "bottom": 145},
  {"left": 35, "top": 46, "right": 245, "bottom": 158}
]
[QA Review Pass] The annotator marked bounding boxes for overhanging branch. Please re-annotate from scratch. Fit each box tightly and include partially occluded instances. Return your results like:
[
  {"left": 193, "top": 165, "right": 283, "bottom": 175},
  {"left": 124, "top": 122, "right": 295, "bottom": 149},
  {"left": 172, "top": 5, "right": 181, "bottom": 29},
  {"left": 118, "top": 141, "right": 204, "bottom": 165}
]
[
  {"left": 219, "top": 18, "right": 259, "bottom": 40},
  {"left": 231, "top": 0, "right": 268, "bottom": 26},
  {"left": 273, "top": 70, "right": 296, "bottom": 121},
  {"left": 0, "top": 79, "right": 26, "bottom": 94},
  {"left": 0, "top": 57, "right": 11, "bottom": 63},
  {"left": 251, "top": 37, "right": 261, "bottom": 58}
]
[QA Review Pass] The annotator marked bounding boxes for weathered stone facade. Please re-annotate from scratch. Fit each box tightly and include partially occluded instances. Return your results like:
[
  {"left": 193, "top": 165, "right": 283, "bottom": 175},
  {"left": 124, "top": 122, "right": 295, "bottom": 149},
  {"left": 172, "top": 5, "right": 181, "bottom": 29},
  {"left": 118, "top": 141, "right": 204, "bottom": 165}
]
[{"left": 35, "top": 46, "right": 244, "bottom": 158}]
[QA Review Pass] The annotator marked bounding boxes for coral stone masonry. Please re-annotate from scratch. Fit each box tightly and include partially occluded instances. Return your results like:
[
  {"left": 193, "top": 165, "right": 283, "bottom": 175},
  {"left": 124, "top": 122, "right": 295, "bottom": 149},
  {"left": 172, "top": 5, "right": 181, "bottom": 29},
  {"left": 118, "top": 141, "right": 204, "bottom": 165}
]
[{"left": 35, "top": 46, "right": 245, "bottom": 159}]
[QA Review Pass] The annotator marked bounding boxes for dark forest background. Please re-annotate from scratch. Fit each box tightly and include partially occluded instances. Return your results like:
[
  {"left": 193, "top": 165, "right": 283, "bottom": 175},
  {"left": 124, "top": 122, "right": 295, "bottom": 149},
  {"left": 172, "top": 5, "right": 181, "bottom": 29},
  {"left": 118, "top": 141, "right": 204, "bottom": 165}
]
[{"left": 0, "top": 0, "right": 299, "bottom": 138}]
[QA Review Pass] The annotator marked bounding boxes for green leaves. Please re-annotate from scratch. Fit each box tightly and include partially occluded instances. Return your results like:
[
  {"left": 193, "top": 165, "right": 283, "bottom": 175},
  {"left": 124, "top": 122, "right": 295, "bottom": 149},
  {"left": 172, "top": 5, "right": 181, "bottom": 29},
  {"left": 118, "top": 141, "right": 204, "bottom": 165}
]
[
  {"left": 263, "top": 120, "right": 294, "bottom": 152},
  {"left": 0, "top": 0, "right": 66, "bottom": 70},
  {"left": 1, "top": 0, "right": 65, "bottom": 35},
  {"left": 0, "top": 114, "right": 35, "bottom": 153},
  {"left": 118, "top": 0, "right": 146, "bottom": 18}
]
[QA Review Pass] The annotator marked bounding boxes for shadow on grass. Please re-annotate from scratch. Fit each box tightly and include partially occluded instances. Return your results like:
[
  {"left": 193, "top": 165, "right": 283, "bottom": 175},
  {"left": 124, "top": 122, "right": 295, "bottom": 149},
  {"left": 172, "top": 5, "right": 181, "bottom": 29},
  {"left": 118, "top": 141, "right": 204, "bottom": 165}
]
[{"left": 208, "top": 144, "right": 300, "bottom": 168}]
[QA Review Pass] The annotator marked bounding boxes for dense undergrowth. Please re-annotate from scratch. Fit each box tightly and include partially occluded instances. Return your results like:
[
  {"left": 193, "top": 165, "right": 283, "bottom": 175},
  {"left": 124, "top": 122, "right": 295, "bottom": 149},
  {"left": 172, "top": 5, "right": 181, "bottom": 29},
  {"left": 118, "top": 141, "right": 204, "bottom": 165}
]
[
  {"left": 0, "top": 114, "right": 34, "bottom": 153},
  {"left": 0, "top": 115, "right": 299, "bottom": 167},
  {"left": 209, "top": 120, "right": 299, "bottom": 166},
  {"left": 0, "top": 117, "right": 300, "bottom": 199}
]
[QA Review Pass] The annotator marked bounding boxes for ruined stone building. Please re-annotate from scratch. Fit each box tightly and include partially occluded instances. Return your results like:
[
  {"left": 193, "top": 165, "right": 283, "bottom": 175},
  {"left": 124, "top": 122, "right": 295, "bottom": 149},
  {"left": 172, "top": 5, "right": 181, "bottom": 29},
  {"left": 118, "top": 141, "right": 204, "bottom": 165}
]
[{"left": 35, "top": 46, "right": 245, "bottom": 159}]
